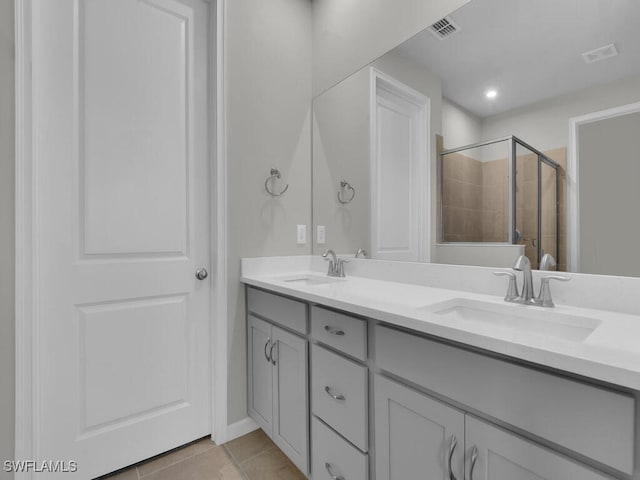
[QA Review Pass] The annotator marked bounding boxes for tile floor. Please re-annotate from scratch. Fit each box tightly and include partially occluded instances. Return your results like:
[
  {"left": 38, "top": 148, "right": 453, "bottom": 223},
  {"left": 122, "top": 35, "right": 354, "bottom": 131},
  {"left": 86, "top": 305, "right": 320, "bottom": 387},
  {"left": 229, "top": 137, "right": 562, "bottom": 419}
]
[{"left": 101, "top": 429, "right": 306, "bottom": 480}]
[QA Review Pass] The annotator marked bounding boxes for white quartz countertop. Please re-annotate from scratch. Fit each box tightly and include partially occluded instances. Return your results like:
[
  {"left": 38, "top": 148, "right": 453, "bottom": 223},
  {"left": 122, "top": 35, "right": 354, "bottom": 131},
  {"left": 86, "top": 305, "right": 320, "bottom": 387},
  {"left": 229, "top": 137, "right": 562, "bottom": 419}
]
[{"left": 241, "top": 261, "right": 640, "bottom": 391}]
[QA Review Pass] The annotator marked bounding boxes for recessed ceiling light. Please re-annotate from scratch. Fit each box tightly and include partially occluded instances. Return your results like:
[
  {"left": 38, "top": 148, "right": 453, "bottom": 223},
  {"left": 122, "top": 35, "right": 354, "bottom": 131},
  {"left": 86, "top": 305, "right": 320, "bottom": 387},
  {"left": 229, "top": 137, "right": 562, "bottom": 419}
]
[{"left": 485, "top": 89, "right": 498, "bottom": 99}]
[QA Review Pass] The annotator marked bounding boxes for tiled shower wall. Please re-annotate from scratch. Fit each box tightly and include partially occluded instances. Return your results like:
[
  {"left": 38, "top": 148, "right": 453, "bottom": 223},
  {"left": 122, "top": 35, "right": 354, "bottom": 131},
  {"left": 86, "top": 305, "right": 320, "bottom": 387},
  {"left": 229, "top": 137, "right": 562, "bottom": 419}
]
[
  {"left": 441, "top": 153, "right": 509, "bottom": 243},
  {"left": 442, "top": 152, "right": 483, "bottom": 242}
]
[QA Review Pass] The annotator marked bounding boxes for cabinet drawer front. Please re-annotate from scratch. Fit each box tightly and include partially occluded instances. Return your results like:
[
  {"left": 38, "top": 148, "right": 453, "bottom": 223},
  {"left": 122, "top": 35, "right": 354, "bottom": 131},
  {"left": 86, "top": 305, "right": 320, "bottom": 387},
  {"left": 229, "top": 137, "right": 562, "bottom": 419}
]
[
  {"left": 311, "top": 344, "right": 368, "bottom": 451},
  {"left": 375, "top": 325, "right": 635, "bottom": 474},
  {"left": 247, "top": 287, "right": 307, "bottom": 334},
  {"left": 311, "top": 306, "right": 367, "bottom": 360},
  {"left": 312, "top": 417, "right": 368, "bottom": 480}
]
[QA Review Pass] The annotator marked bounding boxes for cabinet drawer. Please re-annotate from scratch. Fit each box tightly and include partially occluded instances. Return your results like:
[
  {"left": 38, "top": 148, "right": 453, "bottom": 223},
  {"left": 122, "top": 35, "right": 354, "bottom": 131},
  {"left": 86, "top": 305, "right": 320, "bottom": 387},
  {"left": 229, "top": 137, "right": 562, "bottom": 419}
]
[
  {"left": 312, "top": 416, "right": 368, "bottom": 480},
  {"left": 311, "top": 344, "right": 368, "bottom": 451},
  {"left": 375, "top": 324, "right": 635, "bottom": 474},
  {"left": 247, "top": 287, "right": 307, "bottom": 334},
  {"left": 311, "top": 306, "right": 367, "bottom": 360}
]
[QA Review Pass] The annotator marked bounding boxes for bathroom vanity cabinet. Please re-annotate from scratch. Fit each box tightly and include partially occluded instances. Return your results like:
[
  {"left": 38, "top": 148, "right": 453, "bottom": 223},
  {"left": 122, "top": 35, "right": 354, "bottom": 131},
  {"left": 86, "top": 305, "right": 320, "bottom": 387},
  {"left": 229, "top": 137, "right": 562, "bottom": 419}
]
[
  {"left": 246, "top": 289, "right": 309, "bottom": 474},
  {"left": 245, "top": 285, "right": 636, "bottom": 479}
]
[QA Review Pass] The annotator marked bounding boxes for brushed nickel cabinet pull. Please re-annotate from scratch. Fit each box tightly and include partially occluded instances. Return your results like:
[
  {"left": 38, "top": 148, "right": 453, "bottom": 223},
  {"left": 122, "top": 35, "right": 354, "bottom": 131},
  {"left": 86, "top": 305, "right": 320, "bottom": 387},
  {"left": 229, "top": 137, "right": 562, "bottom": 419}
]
[
  {"left": 325, "top": 462, "right": 345, "bottom": 480},
  {"left": 324, "top": 386, "right": 345, "bottom": 401},
  {"left": 269, "top": 341, "right": 277, "bottom": 365},
  {"left": 469, "top": 446, "right": 478, "bottom": 480},
  {"left": 324, "top": 325, "right": 345, "bottom": 336},
  {"left": 264, "top": 338, "right": 271, "bottom": 363},
  {"left": 448, "top": 435, "right": 458, "bottom": 480}
]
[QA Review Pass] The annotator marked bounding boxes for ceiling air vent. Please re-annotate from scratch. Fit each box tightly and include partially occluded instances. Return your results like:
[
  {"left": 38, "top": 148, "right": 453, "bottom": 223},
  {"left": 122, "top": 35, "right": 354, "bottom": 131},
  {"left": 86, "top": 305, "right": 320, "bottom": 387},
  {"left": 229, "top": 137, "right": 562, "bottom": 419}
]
[
  {"left": 429, "top": 16, "right": 461, "bottom": 40},
  {"left": 582, "top": 43, "right": 618, "bottom": 64}
]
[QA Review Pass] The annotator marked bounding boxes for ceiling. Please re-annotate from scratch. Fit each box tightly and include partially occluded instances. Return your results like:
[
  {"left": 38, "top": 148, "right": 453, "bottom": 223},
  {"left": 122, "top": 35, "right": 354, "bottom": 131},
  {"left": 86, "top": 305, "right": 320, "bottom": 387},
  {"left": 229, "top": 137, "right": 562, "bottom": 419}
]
[{"left": 396, "top": 0, "right": 640, "bottom": 118}]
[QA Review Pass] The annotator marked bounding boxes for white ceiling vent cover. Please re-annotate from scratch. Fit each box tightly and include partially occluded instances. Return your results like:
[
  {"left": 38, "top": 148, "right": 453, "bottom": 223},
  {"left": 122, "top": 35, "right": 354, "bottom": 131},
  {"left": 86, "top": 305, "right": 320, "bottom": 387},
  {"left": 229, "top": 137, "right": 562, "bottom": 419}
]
[
  {"left": 429, "top": 16, "right": 461, "bottom": 40},
  {"left": 582, "top": 43, "right": 619, "bottom": 64}
]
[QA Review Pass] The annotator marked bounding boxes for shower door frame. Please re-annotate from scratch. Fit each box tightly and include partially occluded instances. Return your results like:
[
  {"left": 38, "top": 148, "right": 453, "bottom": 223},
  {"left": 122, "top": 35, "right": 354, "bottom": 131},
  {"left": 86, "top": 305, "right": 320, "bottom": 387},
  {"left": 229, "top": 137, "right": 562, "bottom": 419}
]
[{"left": 439, "top": 135, "right": 560, "bottom": 267}]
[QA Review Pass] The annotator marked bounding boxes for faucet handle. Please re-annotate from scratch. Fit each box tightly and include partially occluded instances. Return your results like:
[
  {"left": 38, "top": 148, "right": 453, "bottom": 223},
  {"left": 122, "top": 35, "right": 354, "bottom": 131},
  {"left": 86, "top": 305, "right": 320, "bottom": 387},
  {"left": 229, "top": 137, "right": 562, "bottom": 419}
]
[
  {"left": 537, "top": 275, "right": 571, "bottom": 308},
  {"left": 493, "top": 271, "right": 519, "bottom": 302},
  {"left": 336, "top": 258, "right": 349, "bottom": 277}
]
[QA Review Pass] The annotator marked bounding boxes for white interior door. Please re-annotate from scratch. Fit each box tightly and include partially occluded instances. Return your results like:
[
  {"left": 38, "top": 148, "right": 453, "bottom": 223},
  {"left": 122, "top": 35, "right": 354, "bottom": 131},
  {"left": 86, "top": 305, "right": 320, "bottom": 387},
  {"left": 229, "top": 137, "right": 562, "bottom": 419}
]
[
  {"left": 32, "top": 0, "right": 211, "bottom": 477},
  {"left": 371, "top": 70, "right": 430, "bottom": 262}
]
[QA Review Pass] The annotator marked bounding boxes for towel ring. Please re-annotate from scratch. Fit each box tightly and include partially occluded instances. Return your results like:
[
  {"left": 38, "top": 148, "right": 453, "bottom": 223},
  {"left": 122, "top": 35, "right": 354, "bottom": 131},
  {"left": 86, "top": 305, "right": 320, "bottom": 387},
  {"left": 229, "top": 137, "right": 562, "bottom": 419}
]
[
  {"left": 337, "top": 180, "right": 356, "bottom": 204},
  {"left": 265, "top": 168, "right": 289, "bottom": 197}
]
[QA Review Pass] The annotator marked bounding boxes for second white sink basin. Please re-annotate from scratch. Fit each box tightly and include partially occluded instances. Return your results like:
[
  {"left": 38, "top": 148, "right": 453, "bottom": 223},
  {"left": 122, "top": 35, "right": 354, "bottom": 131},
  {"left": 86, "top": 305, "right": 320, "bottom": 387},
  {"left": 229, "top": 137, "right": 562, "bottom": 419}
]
[
  {"left": 280, "top": 274, "right": 345, "bottom": 286},
  {"left": 419, "top": 298, "right": 600, "bottom": 342}
]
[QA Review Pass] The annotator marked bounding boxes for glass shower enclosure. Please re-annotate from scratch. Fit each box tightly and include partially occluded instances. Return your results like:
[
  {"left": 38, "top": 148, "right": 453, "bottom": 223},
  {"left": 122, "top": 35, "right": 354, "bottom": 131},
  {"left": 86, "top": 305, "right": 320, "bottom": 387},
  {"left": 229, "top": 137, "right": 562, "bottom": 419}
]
[{"left": 439, "top": 136, "right": 561, "bottom": 269}]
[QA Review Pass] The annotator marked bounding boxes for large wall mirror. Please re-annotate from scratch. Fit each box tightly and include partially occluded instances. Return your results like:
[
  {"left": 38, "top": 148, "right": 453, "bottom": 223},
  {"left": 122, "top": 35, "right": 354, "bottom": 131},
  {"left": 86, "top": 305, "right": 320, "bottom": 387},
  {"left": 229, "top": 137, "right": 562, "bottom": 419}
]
[{"left": 312, "top": 0, "right": 640, "bottom": 276}]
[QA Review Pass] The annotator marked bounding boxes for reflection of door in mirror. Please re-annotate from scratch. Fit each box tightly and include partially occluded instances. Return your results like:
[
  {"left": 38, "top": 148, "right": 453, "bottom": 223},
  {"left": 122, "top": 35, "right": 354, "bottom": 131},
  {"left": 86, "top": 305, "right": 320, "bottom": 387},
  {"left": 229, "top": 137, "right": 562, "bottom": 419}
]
[
  {"left": 371, "top": 70, "right": 430, "bottom": 262},
  {"left": 572, "top": 103, "right": 640, "bottom": 277}
]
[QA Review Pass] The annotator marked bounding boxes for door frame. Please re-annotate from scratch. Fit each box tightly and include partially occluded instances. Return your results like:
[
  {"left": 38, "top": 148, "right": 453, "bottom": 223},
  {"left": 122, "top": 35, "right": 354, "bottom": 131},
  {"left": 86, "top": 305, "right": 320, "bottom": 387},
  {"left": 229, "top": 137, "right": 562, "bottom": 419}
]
[
  {"left": 567, "top": 100, "right": 640, "bottom": 273},
  {"left": 14, "top": 0, "right": 230, "bottom": 471},
  {"left": 369, "top": 68, "right": 431, "bottom": 262}
]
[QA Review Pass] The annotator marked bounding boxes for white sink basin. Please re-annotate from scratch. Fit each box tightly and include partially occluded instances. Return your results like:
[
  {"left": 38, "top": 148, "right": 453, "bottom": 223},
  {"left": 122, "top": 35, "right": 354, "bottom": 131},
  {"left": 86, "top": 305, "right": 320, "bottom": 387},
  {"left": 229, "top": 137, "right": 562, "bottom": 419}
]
[
  {"left": 419, "top": 298, "right": 600, "bottom": 342},
  {"left": 279, "top": 274, "right": 345, "bottom": 286}
]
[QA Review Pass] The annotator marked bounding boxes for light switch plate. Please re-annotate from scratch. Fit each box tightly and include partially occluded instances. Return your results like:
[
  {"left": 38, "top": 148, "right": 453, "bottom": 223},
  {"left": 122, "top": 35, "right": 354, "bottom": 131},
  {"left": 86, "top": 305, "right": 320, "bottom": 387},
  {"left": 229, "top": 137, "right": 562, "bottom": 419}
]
[
  {"left": 317, "top": 225, "right": 326, "bottom": 244},
  {"left": 296, "top": 224, "right": 307, "bottom": 244}
]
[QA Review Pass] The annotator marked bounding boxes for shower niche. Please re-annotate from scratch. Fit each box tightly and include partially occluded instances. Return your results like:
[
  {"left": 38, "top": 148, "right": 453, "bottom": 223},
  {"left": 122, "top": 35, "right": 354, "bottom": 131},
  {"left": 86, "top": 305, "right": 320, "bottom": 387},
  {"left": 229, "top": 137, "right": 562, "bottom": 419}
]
[{"left": 439, "top": 136, "right": 562, "bottom": 270}]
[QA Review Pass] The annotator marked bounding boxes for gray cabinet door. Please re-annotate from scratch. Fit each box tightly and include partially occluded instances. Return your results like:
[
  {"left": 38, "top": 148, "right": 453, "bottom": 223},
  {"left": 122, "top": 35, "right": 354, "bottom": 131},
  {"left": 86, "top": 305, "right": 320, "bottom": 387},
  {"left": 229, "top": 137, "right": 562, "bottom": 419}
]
[
  {"left": 465, "top": 416, "right": 612, "bottom": 480},
  {"left": 247, "top": 315, "right": 273, "bottom": 435},
  {"left": 271, "top": 325, "right": 309, "bottom": 474},
  {"left": 374, "top": 375, "right": 465, "bottom": 480}
]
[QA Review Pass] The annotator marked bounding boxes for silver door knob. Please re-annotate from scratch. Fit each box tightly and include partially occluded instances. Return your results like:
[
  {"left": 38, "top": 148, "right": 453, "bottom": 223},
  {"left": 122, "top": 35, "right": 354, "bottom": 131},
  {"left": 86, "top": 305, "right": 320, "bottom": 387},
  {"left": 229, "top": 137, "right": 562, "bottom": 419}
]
[{"left": 195, "top": 268, "right": 208, "bottom": 281}]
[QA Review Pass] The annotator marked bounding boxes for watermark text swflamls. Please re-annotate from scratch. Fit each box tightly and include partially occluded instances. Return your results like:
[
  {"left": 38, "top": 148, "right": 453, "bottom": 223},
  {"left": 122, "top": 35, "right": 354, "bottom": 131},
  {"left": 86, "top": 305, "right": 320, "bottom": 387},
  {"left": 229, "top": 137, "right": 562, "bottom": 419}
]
[{"left": 4, "top": 460, "right": 78, "bottom": 473}]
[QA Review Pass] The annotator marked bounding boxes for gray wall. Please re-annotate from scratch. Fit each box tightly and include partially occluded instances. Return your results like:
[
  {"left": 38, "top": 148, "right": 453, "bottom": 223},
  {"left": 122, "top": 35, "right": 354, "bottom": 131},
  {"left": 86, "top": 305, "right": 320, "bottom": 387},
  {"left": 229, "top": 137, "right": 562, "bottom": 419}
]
[
  {"left": 311, "top": 0, "right": 470, "bottom": 97},
  {"left": 578, "top": 111, "right": 640, "bottom": 277},
  {"left": 0, "top": 0, "right": 14, "bottom": 477},
  {"left": 225, "top": 0, "right": 312, "bottom": 424},
  {"left": 481, "top": 75, "right": 640, "bottom": 153}
]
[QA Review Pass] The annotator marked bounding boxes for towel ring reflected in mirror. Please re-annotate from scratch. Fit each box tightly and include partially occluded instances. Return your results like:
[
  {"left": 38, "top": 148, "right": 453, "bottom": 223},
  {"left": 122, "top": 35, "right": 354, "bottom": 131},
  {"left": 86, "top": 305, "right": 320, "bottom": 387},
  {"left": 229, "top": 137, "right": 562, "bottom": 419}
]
[
  {"left": 265, "top": 168, "right": 289, "bottom": 197},
  {"left": 337, "top": 180, "right": 356, "bottom": 204}
]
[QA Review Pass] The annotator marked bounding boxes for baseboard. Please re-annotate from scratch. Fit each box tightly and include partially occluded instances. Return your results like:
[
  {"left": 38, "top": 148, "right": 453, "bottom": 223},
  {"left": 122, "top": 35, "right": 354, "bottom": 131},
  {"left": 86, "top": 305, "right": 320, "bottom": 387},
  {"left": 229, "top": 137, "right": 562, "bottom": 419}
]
[{"left": 225, "top": 417, "right": 259, "bottom": 443}]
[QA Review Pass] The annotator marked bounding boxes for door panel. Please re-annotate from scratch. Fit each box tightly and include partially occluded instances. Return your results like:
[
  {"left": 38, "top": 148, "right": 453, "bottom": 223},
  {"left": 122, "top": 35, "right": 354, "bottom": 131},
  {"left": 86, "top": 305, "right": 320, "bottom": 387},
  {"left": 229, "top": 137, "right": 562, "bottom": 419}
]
[
  {"left": 374, "top": 375, "right": 464, "bottom": 480},
  {"left": 465, "top": 416, "right": 612, "bottom": 480},
  {"left": 272, "top": 326, "right": 309, "bottom": 474},
  {"left": 248, "top": 316, "right": 274, "bottom": 434},
  {"left": 79, "top": 296, "right": 188, "bottom": 430},
  {"left": 33, "top": 0, "right": 211, "bottom": 477},
  {"left": 82, "top": 0, "right": 191, "bottom": 255}
]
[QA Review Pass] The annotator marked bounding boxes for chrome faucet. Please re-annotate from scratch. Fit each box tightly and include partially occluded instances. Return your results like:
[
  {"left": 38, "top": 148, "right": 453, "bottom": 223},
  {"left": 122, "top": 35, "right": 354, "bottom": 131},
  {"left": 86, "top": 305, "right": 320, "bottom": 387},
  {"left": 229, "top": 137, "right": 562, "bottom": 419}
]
[
  {"left": 355, "top": 248, "right": 369, "bottom": 259},
  {"left": 512, "top": 255, "right": 537, "bottom": 304},
  {"left": 322, "top": 249, "right": 349, "bottom": 277},
  {"left": 495, "top": 254, "right": 571, "bottom": 307},
  {"left": 322, "top": 249, "right": 337, "bottom": 275}
]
